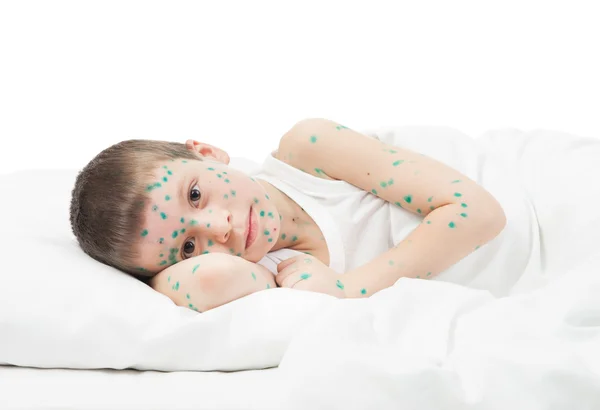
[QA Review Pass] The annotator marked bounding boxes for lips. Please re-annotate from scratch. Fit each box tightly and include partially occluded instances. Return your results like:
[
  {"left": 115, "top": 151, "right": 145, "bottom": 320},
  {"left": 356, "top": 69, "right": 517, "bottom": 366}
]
[{"left": 245, "top": 206, "right": 258, "bottom": 250}]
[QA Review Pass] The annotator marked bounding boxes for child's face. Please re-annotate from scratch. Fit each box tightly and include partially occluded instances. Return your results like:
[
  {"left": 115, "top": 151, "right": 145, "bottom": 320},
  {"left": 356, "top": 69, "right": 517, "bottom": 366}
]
[{"left": 133, "top": 153, "right": 280, "bottom": 274}]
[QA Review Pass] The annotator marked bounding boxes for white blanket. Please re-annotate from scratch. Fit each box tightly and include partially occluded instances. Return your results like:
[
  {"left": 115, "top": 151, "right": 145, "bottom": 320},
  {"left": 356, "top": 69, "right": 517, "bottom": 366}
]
[{"left": 273, "top": 250, "right": 600, "bottom": 409}]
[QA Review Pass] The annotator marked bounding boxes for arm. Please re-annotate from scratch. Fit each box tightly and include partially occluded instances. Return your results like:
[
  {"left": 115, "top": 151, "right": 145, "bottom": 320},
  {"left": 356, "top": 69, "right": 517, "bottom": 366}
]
[
  {"left": 150, "top": 252, "right": 276, "bottom": 312},
  {"left": 280, "top": 118, "right": 507, "bottom": 298}
]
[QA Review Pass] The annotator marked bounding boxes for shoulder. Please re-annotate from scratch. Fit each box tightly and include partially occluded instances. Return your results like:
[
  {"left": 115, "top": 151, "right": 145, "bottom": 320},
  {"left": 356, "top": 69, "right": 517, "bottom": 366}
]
[{"left": 275, "top": 118, "right": 343, "bottom": 181}]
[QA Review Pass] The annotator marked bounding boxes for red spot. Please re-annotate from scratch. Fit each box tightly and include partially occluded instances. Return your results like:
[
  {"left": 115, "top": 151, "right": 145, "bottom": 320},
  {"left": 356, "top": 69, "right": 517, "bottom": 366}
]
[{"left": 273, "top": 228, "right": 277, "bottom": 231}]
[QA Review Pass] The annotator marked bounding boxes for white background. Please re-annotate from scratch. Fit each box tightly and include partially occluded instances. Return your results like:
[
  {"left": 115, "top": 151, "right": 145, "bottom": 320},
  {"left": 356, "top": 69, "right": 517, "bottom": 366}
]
[{"left": 1, "top": 0, "right": 599, "bottom": 176}]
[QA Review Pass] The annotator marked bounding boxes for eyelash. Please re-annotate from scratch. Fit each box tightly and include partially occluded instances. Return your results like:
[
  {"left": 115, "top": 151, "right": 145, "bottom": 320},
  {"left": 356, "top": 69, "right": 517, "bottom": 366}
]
[{"left": 182, "top": 182, "right": 202, "bottom": 259}]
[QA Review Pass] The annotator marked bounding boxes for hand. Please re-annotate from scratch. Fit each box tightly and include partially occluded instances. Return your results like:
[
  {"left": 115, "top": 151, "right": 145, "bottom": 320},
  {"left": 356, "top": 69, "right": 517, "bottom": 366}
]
[{"left": 276, "top": 254, "right": 346, "bottom": 298}]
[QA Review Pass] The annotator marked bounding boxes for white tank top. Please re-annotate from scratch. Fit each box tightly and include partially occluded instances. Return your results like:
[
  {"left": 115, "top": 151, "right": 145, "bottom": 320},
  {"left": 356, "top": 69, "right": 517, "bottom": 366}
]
[{"left": 251, "top": 126, "right": 541, "bottom": 297}]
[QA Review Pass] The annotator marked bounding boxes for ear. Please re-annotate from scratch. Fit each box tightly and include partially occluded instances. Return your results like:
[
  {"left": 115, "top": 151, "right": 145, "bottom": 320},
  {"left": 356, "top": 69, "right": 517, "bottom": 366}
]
[{"left": 185, "top": 139, "right": 230, "bottom": 165}]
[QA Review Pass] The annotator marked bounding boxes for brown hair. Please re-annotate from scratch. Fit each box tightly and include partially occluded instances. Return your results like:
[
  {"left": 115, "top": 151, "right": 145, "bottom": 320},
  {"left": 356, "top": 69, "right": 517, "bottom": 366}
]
[{"left": 69, "top": 139, "right": 202, "bottom": 283}]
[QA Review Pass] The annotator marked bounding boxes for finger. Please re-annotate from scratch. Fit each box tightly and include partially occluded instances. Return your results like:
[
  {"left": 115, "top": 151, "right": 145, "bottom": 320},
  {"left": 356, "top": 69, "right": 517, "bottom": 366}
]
[
  {"left": 277, "top": 255, "right": 301, "bottom": 273},
  {"left": 276, "top": 264, "right": 301, "bottom": 287}
]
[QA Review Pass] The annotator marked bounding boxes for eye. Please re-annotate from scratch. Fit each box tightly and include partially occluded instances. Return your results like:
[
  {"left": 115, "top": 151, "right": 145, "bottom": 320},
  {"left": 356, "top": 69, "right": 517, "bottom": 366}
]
[
  {"left": 182, "top": 238, "right": 196, "bottom": 259},
  {"left": 189, "top": 183, "right": 202, "bottom": 206}
]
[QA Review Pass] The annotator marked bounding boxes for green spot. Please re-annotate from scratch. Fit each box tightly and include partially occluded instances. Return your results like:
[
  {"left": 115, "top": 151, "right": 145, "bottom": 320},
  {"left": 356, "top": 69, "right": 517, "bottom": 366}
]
[
  {"left": 161, "top": 212, "right": 168, "bottom": 219},
  {"left": 460, "top": 213, "right": 468, "bottom": 218},
  {"left": 281, "top": 233, "right": 287, "bottom": 240},
  {"left": 380, "top": 181, "right": 387, "bottom": 188},
  {"left": 208, "top": 239, "right": 214, "bottom": 247},
  {"left": 179, "top": 217, "right": 184, "bottom": 223},
  {"left": 146, "top": 182, "right": 162, "bottom": 192},
  {"left": 224, "top": 194, "right": 229, "bottom": 199},
  {"left": 475, "top": 245, "right": 480, "bottom": 250},
  {"left": 394, "top": 201, "right": 403, "bottom": 208},
  {"left": 454, "top": 192, "right": 462, "bottom": 197},
  {"left": 426, "top": 221, "right": 432, "bottom": 224},
  {"left": 260, "top": 210, "right": 265, "bottom": 217},
  {"left": 172, "top": 230, "right": 178, "bottom": 238},
  {"left": 430, "top": 206, "right": 435, "bottom": 210},
  {"left": 225, "top": 179, "right": 230, "bottom": 183},
  {"left": 264, "top": 230, "right": 270, "bottom": 235},
  {"left": 207, "top": 167, "right": 215, "bottom": 171},
  {"left": 427, "top": 272, "right": 432, "bottom": 276},
  {"left": 253, "top": 197, "right": 259, "bottom": 204},
  {"left": 167, "top": 170, "right": 173, "bottom": 175},
  {"left": 186, "top": 293, "right": 191, "bottom": 299},
  {"left": 388, "top": 260, "right": 394, "bottom": 265},
  {"left": 336, "top": 280, "right": 344, "bottom": 290},
  {"left": 267, "top": 212, "right": 274, "bottom": 219},
  {"left": 310, "top": 135, "right": 318, "bottom": 143},
  {"left": 428, "top": 196, "right": 433, "bottom": 202},
  {"left": 292, "top": 235, "right": 298, "bottom": 242},
  {"left": 230, "top": 190, "right": 236, "bottom": 196},
  {"left": 267, "top": 283, "right": 271, "bottom": 289},
  {"left": 217, "top": 173, "right": 222, "bottom": 178},
  {"left": 188, "top": 303, "right": 193, "bottom": 308},
  {"left": 417, "top": 209, "right": 422, "bottom": 214},
  {"left": 202, "top": 250, "right": 209, "bottom": 254},
  {"left": 165, "top": 195, "right": 171, "bottom": 201},
  {"left": 159, "top": 237, "right": 164, "bottom": 244},
  {"left": 159, "top": 254, "right": 164, "bottom": 257},
  {"left": 451, "top": 179, "right": 461, "bottom": 183},
  {"left": 162, "top": 166, "right": 168, "bottom": 169},
  {"left": 265, "top": 194, "right": 270, "bottom": 200},
  {"left": 372, "top": 189, "right": 378, "bottom": 195},
  {"left": 388, "top": 178, "right": 394, "bottom": 185},
  {"left": 315, "top": 168, "right": 324, "bottom": 174},
  {"left": 251, "top": 272, "right": 256, "bottom": 281},
  {"left": 140, "top": 229, "right": 148, "bottom": 237},
  {"left": 152, "top": 205, "right": 158, "bottom": 211},
  {"left": 416, "top": 275, "right": 421, "bottom": 279},
  {"left": 268, "top": 238, "right": 273, "bottom": 242},
  {"left": 392, "top": 160, "right": 404, "bottom": 166},
  {"left": 173, "top": 281, "right": 180, "bottom": 291},
  {"left": 404, "top": 195, "right": 412, "bottom": 203},
  {"left": 206, "top": 223, "right": 211, "bottom": 228},
  {"left": 300, "top": 273, "right": 312, "bottom": 280},
  {"left": 182, "top": 160, "right": 187, "bottom": 163},
  {"left": 361, "top": 288, "right": 367, "bottom": 295},
  {"left": 189, "top": 219, "right": 199, "bottom": 226},
  {"left": 162, "top": 176, "right": 168, "bottom": 182},
  {"left": 180, "top": 228, "right": 186, "bottom": 234},
  {"left": 449, "top": 221, "right": 456, "bottom": 228},
  {"left": 168, "top": 276, "right": 171, "bottom": 282},
  {"left": 461, "top": 203, "right": 468, "bottom": 208}
]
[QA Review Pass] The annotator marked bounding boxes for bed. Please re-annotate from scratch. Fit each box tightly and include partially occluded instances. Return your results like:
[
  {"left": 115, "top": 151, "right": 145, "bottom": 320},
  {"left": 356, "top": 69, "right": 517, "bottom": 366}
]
[{"left": 2, "top": 126, "right": 600, "bottom": 410}]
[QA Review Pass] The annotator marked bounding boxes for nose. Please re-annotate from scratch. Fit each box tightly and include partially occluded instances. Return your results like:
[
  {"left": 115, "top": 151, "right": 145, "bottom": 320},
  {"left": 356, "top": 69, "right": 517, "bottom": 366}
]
[{"left": 195, "top": 208, "right": 232, "bottom": 244}]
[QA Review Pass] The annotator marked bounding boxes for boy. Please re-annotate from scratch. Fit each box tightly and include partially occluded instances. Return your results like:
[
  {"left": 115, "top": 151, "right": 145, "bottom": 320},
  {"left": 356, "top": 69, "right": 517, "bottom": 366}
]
[{"left": 70, "top": 118, "right": 506, "bottom": 312}]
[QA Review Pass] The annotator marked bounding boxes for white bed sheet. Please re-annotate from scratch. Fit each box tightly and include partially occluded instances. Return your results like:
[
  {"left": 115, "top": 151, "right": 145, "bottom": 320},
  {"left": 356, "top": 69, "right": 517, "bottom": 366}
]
[{"left": 0, "top": 365, "right": 284, "bottom": 410}]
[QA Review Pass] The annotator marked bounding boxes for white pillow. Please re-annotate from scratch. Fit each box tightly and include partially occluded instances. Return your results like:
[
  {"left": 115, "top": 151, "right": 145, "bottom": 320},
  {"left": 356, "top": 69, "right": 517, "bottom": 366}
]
[{"left": 0, "top": 158, "right": 336, "bottom": 371}]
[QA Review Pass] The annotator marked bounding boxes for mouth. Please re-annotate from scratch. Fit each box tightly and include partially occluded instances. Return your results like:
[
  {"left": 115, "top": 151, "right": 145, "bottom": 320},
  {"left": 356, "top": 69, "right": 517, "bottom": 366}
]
[{"left": 245, "top": 206, "right": 257, "bottom": 250}]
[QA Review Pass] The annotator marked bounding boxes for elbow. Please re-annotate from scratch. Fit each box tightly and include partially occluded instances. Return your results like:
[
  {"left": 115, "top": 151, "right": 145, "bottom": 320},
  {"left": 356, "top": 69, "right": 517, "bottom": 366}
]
[{"left": 482, "top": 203, "right": 507, "bottom": 234}]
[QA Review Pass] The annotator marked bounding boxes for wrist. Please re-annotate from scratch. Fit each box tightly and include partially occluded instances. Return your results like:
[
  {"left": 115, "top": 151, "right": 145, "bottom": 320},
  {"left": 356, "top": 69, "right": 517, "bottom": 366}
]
[{"left": 339, "top": 271, "right": 366, "bottom": 299}]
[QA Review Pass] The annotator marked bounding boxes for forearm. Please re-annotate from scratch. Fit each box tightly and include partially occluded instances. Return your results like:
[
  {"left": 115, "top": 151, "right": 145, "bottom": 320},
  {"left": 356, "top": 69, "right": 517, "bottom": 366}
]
[
  {"left": 342, "top": 203, "right": 505, "bottom": 298},
  {"left": 151, "top": 253, "right": 276, "bottom": 312}
]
